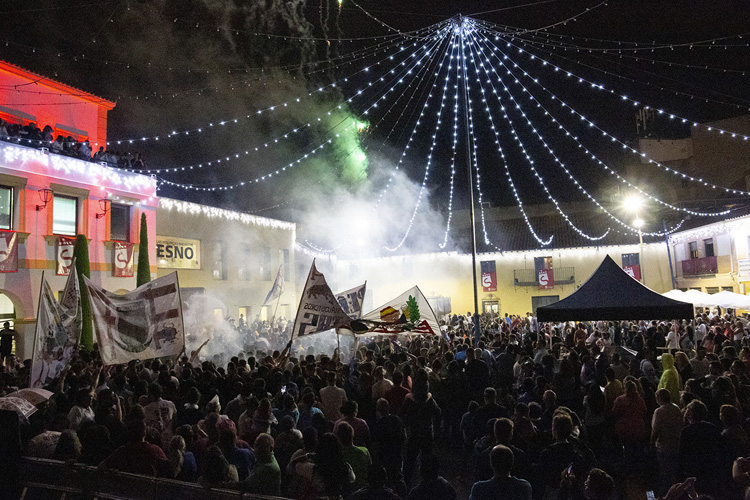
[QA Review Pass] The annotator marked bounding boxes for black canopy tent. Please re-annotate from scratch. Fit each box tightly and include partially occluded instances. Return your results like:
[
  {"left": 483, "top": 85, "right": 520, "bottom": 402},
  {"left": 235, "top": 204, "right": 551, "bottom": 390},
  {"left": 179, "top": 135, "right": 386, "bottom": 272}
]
[{"left": 536, "top": 255, "right": 694, "bottom": 322}]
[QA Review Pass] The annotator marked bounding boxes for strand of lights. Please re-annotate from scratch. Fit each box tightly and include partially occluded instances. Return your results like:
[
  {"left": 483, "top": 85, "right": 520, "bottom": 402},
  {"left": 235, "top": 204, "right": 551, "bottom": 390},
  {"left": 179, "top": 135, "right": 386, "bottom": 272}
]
[
  {"left": 159, "top": 198, "right": 295, "bottom": 230},
  {"left": 157, "top": 33, "right": 450, "bottom": 191},
  {"left": 480, "top": 19, "right": 750, "bottom": 52},
  {"left": 476, "top": 33, "right": 733, "bottom": 225},
  {"left": 498, "top": 32, "right": 750, "bottom": 110},
  {"left": 480, "top": 36, "right": 750, "bottom": 202},
  {"left": 470, "top": 31, "right": 684, "bottom": 237},
  {"left": 374, "top": 30, "right": 457, "bottom": 209},
  {"left": 106, "top": 30, "right": 450, "bottom": 145},
  {"left": 482, "top": 29, "right": 750, "bottom": 145},
  {"left": 494, "top": 1, "right": 609, "bottom": 36},
  {"left": 349, "top": 0, "right": 423, "bottom": 38},
  {"left": 384, "top": 29, "right": 458, "bottom": 252},
  {"left": 127, "top": 35, "right": 446, "bottom": 174},
  {"left": 438, "top": 43, "right": 461, "bottom": 250},
  {"left": 467, "top": 30, "right": 609, "bottom": 242},
  {"left": 294, "top": 241, "right": 339, "bottom": 259},
  {"left": 463, "top": 24, "right": 553, "bottom": 247}
]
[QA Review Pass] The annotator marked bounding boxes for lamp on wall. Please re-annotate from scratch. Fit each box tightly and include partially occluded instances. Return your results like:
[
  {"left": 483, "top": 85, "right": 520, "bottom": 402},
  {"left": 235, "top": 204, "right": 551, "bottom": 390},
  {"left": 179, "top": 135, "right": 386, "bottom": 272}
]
[
  {"left": 96, "top": 197, "right": 111, "bottom": 219},
  {"left": 36, "top": 188, "right": 53, "bottom": 211}
]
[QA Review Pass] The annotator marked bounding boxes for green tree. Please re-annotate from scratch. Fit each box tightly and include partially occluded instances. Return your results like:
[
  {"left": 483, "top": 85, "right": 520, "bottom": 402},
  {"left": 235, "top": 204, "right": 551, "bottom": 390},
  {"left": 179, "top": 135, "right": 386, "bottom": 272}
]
[
  {"left": 136, "top": 213, "right": 151, "bottom": 287},
  {"left": 73, "top": 234, "right": 93, "bottom": 351}
]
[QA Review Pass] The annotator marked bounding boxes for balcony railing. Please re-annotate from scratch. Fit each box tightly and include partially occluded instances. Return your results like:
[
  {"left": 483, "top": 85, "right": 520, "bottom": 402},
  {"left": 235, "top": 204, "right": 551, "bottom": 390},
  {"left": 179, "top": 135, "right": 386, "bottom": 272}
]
[
  {"left": 513, "top": 266, "right": 575, "bottom": 286},
  {"left": 681, "top": 256, "right": 718, "bottom": 276}
]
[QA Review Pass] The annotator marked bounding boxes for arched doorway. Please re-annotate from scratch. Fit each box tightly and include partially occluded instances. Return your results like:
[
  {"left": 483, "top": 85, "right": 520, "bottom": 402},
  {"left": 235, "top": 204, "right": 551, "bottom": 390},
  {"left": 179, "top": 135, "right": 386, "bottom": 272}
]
[{"left": 0, "top": 292, "right": 17, "bottom": 355}]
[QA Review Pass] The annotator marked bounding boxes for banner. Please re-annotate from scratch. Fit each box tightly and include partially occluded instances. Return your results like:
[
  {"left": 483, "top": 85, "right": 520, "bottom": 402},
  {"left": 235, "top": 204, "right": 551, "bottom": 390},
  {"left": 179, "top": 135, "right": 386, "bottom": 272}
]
[
  {"left": 30, "top": 262, "right": 82, "bottom": 388},
  {"left": 623, "top": 264, "right": 642, "bottom": 282},
  {"left": 538, "top": 268, "right": 554, "bottom": 290},
  {"left": 262, "top": 265, "right": 285, "bottom": 306},
  {"left": 156, "top": 236, "right": 200, "bottom": 269},
  {"left": 113, "top": 241, "right": 135, "bottom": 277},
  {"left": 336, "top": 283, "right": 367, "bottom": 320},
  {"left": 355, "top": 285, "right": 440, "bottom": 336},
  {"left": 57, "top": 236, "right": 75, "bottom": 275},
  {"left": 0, "top": 230, "right": 18, "bottom": 272},
  {"left": 85, "top": 272, "right": 185, "bottom": 365},
  {"left": 480, "top": 261, "right": 497, "bottom": 292},
  {"left": 292, "top": 260, "right": 351, "bottom": 339}
]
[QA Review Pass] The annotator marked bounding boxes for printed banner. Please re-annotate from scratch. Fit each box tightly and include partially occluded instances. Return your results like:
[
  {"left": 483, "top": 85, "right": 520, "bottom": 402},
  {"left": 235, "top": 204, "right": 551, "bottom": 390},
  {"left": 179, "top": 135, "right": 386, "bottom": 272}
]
[
  {"left": 57, "top": 236, "right": 75, "bottom": 276},
  {"left": 292, "top": 260, "right": 352, "bottom": 339},
  {"left": 31, "top": 261, "right": 82, "bottom": 388},
  {"left": 336, "top": 283, "right": 367, "bottom": 320},
  {"left": 85, "top": 272, "right": 185, "bottom": 365},
  {"left": 623, "top": 264, "right": 642, "bottom": 282},
  {"left": 113, "top": 241, "right": 135, "bottom": 277},
  {"left": 538, "top": 268, "right": 554, "bottom": 290},
  {"left": 0, "top": 230, "right": 18, "bottom": 272},
  {"left": 481, "top": 261, "right": 497, "bottom": 292},
  {"left": 262, "top": 265, "right": 285, "bottom": 306},
  {"left": 355, "top": 285, "right": 440, "bottom": 336}
]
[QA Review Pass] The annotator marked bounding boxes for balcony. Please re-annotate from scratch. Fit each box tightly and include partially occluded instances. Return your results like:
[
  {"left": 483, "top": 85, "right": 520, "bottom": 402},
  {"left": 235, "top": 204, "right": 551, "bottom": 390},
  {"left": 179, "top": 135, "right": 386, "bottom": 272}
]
[
  {"left": 681, "top": 256, "right": 718, "bottom": 276},
  {"left": 514, "top": 267, "right": 575, "bottom": 286}
]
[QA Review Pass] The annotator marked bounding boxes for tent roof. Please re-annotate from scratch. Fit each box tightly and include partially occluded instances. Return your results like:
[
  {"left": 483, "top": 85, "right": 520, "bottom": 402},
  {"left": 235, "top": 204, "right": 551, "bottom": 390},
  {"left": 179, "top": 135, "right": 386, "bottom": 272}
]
[{"left": 537, "top": 255, "right": 694, "bottom": 321}]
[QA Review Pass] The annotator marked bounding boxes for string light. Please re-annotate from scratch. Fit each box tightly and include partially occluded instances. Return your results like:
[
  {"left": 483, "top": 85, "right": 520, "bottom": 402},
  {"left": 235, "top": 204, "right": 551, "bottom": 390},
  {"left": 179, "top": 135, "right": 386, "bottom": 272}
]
[
  {"left": 466, "top": 28, "right": 609, "bottom": 242},
  {"left": 477, "top": 35, "right": 748, "bottom": 215},
  {"left": 438, "top": 43, "right": 461, "bottom": 249},
  {"left": 159, "top": 198, "right": 295, "bottom": 230},
  {"left": 474, "top": 32, "right": 734, "bottom": 229},
  {"left": 385, "top": 29, "right": 458, "bottom": 251}
]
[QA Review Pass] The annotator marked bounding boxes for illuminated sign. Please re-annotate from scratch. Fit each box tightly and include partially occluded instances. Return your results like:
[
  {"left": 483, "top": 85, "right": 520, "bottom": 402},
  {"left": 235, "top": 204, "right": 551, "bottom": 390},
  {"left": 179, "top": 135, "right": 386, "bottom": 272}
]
[{"left": 156, "top": 236, "right": 200, "bottom": 269}]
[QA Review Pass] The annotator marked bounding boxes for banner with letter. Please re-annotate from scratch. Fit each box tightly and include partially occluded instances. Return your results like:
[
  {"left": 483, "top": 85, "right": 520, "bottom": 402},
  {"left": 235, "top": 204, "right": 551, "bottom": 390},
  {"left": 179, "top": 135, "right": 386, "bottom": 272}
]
[
  {"left": 262, "top": 265, "right": 285, "bottom": 306},
  {"left": 31, "top": 261, "right": 82, "bottom": 388},
  {"left": 156, "top": 236, "right": 200, "bottom": 269},
  {"left": 481, "top": 261, "right": 497, "bottom": 292},
  {"left": 0, "top": 230, "right": 18, "bottom": 272},
  {"left": 113, "top": 241, "right": 135, "bottom": 277},
  {"left": 57, "top": 236, "right": 75, "bottom": 275},
  {"left": 354, "top": 286, "right": 440, "bottom": 336},
  {"left": 538, "top": 268, "right": 554, "bottom": 290},
  {"left": 336, "top": 283, "right": 367, "bottom": 320},
  {"left": 85, "top": 272, "right": 185, "bottom": 365},
  {"left": 623, "top": 265, "right": 642, "bottom": 282},
  {"left": 292, "top": 260, "right": 351, "bottom": 339}
]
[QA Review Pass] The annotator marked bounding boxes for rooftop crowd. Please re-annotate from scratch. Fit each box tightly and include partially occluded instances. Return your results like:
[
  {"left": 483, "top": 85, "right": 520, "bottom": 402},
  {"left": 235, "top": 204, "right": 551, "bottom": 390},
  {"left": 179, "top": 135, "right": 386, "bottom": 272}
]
[
  {"left": 0, "top": 118, "right": 146, "bottom": 169},
  {"left": 2, "top": 310, "right": 750, "bottom": 500}
]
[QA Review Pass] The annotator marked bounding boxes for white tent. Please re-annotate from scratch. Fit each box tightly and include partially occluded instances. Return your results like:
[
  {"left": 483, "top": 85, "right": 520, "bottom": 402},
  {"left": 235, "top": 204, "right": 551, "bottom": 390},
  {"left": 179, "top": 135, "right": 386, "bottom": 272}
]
[
  {"left": 678, "top": 289, "right": 716, "bottom": 308},
  {"left": 712, "top": 290, "right": 750, "bottom": 310},
  {"left": 662, "top": 290, "right": 688, "bottom": 302}
]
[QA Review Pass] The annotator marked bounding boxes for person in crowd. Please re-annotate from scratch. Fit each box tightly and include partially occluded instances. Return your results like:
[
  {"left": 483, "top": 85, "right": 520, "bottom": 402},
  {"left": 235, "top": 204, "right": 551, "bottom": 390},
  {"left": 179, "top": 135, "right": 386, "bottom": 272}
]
[
  {"left": 334, "top": 400, "right": 370, "bottom": 447},
  {"left": 53, "top": 429, "right": 82, "bottom": 462},
  {"left": 337, "top": 421, "right": 372, "bottom": 492},
  {"left": 680, "top": 399, "right": 721, "bottom": 494},
  {"left": 352, "top": 464, "right": 402, "bottom": 500},
  {"left": 320, "top": 370, "right": 348, "bottom": 422},
  {"left": 197, "top": 445, "right": 239, "bottom": 489},
  {"left": 241, "top": 433, "right": 280, "bottom": 495},
  {"left": 68, "top": 388, "right": 95, "bottom": 432},
  {"left": 402, "top": 368, "right": 442, "bottom": 487},
  {"left": 169, "top": 434, "right": 197, "bottom": 482},
  {"left": 407, "top": 454, "right": 458, "bottom": 500},
  {"left": 613, "top": 379, "right": 647, "bottom": 467},
  {"left": 651, "top": 388, "right": 683, "bottom": 496},
  {"left": 100, "top": 418, "right": 169, "bottom": 476},
  {"left": 470, "top": 444, "right": 531, "bottom": 500}
]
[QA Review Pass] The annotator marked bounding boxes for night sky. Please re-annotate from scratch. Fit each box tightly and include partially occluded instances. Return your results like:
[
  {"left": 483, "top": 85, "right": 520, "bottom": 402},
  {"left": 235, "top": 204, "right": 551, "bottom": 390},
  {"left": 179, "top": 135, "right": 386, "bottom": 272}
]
[{"left": 1, "top": 1, "right": 748, "bottom": 249}]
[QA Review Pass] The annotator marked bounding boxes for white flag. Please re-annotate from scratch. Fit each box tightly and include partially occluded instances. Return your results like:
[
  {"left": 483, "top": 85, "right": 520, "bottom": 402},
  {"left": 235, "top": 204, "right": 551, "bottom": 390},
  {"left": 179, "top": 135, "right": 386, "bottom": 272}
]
[
  {"left": 30, "top": 262, "right": 82, "bottom": 388},
  {"left": 336, "top": 282, "right": 367, "bottom": 320},
  {"left": 262, "top": 265, "right": 285, "bottom": 306},
  {"left": 358, "top": 285, "right": 440, "bottom": 336},
  {"left": 85, "top": 272, "right": 185, "bottom": 365},
  {"left": 292, "top": 260, "right": 351, "bottom": 339}
]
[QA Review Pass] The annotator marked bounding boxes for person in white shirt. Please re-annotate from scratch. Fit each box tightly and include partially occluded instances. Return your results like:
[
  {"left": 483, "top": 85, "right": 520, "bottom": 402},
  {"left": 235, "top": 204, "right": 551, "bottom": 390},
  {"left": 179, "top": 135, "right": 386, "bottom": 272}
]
[
  {"left": 371, "top": 366, "right": 393, "bottom": 401},
  {"left": 67, "top": 388, "right": 95, "bottom": 431},
  {"left": 695, "top": 318, "right": 707, "bottom": 345},
  {"left": 319, "top": 371, "right": 347, "bottom": 422},
  {"left": 144, "top": 383, "right": 176, "bottom": 448},
  {"left": 665, "top": 324, "right": 680, "bottom": 350}
]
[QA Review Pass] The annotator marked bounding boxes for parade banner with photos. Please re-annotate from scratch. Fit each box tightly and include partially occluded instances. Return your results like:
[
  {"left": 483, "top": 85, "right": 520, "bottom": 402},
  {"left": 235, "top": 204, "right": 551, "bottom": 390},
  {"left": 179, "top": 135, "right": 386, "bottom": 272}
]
[
  {"left": 292, "top": 260, "right": 351, "bottom": 339},
  {"left": 56, "top": 236, "right": 75, "bottom": 275},
  {"left": 31, "top": 261, "right": 82, "bottom": 388},
  {"left": 356, "top": 285, "right": 440, "bottom": 336},
  {"left": 0, "top": 230, "right": 18, "bottom": 272},
  {"left": 113, "top": 241, "right": 135, "bottom": 277},
  {"left": 85, "top": 272, "right": 185, "bottom": 365}
]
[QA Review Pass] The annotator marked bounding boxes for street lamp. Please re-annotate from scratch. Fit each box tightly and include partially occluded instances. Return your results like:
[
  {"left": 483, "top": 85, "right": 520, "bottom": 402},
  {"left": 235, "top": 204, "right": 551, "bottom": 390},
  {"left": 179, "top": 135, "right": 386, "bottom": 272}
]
[{"left": 633, "top": 217, "right": 644, "bottom": 246}]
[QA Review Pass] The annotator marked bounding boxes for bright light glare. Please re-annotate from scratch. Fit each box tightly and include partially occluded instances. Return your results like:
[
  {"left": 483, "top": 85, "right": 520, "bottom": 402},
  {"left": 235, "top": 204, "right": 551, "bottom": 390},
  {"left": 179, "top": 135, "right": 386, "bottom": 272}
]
[
  {"left": 624, "top": 193, "right": 644, "bottom": 213},
  {"left": 633, "top": 218, "right": 644, "bottom": 229}
]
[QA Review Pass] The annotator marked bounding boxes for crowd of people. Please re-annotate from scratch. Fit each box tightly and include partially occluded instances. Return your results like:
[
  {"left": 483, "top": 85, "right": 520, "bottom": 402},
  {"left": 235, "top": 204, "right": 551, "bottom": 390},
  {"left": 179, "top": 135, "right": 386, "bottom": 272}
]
[
  {"left": 2, "top": 310, "right": 750, "bottom": 500},
  {"left": 0, "top": 118, "right": 146, "bottom": 169}
]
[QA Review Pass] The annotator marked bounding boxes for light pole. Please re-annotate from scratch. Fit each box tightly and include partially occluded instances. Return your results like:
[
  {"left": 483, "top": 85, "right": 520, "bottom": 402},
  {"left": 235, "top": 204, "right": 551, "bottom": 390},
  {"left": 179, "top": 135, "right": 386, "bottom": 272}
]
[{"left": 624, "top": 193, "right": 646, "bottom": 281}]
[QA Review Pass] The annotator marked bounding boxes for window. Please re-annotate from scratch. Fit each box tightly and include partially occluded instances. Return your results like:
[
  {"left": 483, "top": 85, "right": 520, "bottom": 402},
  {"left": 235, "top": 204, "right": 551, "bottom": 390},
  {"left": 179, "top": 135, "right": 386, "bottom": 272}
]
[
  {"left": 238, "top": 307, "right": 250, "bottom": 326},
  {"left": 688, "top": 241, "right": 699, "bottom": 259},
  {"left": 238, "top": 244, "right": 252, "bottom": 280},
  {"left": 722, "top": 286, "right": 734, "bottom": 292},
  {"left": 622, "top": 253, "right": 640, "bottom": 267},
  {"left": 704, "top": 238, "right": 715, "bottom": 258},
  {"left": 706, "top": 287, "right": 720, "bottom": 294},
  {"left": 260, "top": 246, "right": 271, "bottom": 281},
  {"left": 212, "top": 242, "right": 226, "bottom": 280},
  {"left": 110, "top": 204, "right": 130, "bottom": 241},
  {"left": 53, "top": 195, "right": 77, "bottom": 235},
  {"left": 0, "top": 186, "right": 12, "bottom": 230}
]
